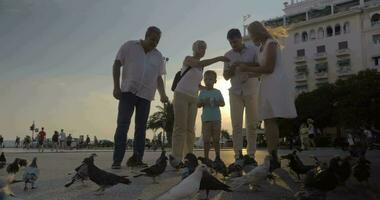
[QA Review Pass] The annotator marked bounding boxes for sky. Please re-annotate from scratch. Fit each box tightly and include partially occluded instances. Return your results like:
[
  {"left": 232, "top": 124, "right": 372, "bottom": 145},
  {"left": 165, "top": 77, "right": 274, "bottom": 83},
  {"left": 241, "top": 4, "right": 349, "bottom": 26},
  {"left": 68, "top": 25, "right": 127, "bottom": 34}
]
[{"left": 0, "top": 0, "right": 284, "bottom": 140}]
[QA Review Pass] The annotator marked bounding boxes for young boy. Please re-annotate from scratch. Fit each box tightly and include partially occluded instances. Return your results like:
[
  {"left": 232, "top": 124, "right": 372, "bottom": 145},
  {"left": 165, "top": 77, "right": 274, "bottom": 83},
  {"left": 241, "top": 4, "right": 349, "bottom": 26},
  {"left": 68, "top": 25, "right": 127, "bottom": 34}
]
[{"left": 198, "top": 70, "right": 225, "bottom": 159}]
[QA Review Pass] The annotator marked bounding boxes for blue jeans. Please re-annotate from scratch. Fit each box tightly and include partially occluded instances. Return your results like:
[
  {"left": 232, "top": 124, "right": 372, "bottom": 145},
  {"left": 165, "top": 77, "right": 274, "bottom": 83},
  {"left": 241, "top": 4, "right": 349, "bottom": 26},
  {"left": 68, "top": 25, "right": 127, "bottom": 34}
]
[{"left": 113, "top": 92, "right": 151, "bottom": 163}]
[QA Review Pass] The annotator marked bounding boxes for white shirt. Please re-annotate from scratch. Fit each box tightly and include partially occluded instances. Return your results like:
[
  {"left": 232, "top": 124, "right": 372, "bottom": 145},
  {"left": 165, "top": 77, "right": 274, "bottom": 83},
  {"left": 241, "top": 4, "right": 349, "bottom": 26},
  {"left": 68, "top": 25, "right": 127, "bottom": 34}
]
[
  {"left": 224, "top": 44, "right": 259, "bottom": 96},
  {"left": 175, "top": 66, "right": 203, "bottom": 97},
  {"left": 59, "top": 132, "right": 66, "bottom": 141},
  {"left": 116, "top": 40, "right": 166, "bottom": 101}
]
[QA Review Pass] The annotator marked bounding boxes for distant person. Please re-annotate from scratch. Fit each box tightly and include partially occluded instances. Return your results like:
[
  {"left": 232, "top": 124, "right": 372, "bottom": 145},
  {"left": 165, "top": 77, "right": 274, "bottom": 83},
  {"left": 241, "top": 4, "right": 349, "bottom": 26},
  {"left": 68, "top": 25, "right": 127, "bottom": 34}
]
[
  {"left": 198, "top": 70, "right": 225, "bottom": 160},
  {"left": 52, "top": 131, "right": 59, "bottom": 152},
  {"left": 79, "top": 135, "right": 84, "bottom": 149},
  {"left": 299, "top": 123, "right": 309, "bottom": 150},
  {"left": 111, "top": 26, "right": 169, "bottom": 169},
  {"left": 0, "top": 135, "right": 3, "bottom": 148},
  {"left": 223, "top": 28, "right": 259, "bottom": 165},
  {"left": 37, "top": 127, "right": 46, "bottom": 152},
  {"left": 23, "top": 135, "right": 31, "bottom": 150},
  {"left": 307, "top": 118, "right": 316, "bottom": 149},
  {"left": 170, "top": 40, "right": 229, "bottom": 168},
  {"left": 15, "top": 136, "right": 20, "bottom": 148},
  {"left": 66, "top": 134, "right": 73, "bottom": 150},
  {"left": 94, "top": 136, "right": 99, "bottom": 147},
  {"left": 85, "top": 135, "right": 91, "bottom": 148},
  {"left": 59, "top": 129, "right": 66, "bottom": 150}
]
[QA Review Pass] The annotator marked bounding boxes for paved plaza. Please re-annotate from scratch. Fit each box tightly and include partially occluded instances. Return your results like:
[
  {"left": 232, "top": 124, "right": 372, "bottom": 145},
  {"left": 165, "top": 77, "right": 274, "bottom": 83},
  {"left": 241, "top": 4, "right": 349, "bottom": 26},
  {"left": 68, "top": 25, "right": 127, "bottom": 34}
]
[{"left": 1, "top": 148, "right": 379, "bottom": 200}]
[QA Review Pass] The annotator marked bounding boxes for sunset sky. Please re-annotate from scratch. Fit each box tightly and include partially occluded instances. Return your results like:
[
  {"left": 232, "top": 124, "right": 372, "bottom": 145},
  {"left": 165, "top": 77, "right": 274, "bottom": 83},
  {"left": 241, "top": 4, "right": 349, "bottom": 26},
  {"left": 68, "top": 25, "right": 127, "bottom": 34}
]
[{"left": 0, "top": 0, "right": 284, "bottom": 140}]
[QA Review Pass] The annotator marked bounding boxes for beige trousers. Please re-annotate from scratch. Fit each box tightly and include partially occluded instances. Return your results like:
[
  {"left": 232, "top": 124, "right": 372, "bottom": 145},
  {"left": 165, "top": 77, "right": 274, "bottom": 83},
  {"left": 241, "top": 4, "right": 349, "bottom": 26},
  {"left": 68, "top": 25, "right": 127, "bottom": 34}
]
[
  {"left": 229, "top": 93, "right": 258, "bottom": 158},
  {"left": 171, "top": 91, "right": 198, "bottom": 159}
]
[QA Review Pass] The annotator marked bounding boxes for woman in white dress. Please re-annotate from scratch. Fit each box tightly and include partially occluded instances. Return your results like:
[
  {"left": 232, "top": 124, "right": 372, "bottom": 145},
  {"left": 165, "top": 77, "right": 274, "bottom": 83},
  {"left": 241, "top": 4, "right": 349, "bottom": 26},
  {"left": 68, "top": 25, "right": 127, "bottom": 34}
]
[{"left": 234, "top": 21, "right": 297, "bottom": 171}]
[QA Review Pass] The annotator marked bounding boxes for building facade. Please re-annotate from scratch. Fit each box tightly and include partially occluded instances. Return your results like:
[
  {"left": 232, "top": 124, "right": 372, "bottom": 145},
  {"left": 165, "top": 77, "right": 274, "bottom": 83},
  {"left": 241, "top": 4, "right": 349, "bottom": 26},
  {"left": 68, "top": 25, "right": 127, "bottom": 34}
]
[{"left": 247, "top": 0, "right": 380, "bottom": 95}]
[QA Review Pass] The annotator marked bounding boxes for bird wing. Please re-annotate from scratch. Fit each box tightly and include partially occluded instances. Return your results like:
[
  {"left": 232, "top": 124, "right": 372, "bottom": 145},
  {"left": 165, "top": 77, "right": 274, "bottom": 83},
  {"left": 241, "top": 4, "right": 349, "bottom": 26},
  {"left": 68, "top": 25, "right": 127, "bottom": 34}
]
[{"left": 200, "top": 171, "right": 231, "bottom": 191}]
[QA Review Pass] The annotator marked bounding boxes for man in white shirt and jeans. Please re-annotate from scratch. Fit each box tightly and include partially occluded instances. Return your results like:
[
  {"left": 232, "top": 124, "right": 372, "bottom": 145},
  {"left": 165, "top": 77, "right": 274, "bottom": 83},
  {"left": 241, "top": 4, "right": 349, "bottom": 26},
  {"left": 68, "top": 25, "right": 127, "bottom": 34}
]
[
  {"left": 224, "top": 29, "right": 259, "bottom": 166},
  {"left": 112, "top": 26, "right": 169, "bottom": 169}
]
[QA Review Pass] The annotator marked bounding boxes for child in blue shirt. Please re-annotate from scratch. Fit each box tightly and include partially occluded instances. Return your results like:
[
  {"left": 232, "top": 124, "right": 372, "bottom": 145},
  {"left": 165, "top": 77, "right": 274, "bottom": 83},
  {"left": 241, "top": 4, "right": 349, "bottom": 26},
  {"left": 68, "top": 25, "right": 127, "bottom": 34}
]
[{"left": 198, "top": 70, "right": 225, "bottom": 159}]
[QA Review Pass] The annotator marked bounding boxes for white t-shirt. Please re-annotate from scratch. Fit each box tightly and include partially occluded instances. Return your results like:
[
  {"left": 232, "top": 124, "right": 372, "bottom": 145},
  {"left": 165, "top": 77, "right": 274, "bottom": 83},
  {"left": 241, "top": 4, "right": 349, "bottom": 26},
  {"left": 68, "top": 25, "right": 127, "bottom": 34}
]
[
  {"left": 175, "top": 66, "right": 203, "bottom": 97},
  {"left": 59, "top": 132, "right": 66, "bottom": 141},
  {"left": 116, "top": 40, "right": 166, "bottom": 101},
  {"left": 224, "top": 44, "right": 259, "bottom": 96}
]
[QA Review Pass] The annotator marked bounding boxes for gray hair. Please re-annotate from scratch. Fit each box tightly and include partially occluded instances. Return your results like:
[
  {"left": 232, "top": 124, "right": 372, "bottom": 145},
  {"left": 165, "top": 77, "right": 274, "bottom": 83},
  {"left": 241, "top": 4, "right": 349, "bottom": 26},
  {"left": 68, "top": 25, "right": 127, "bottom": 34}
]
[{"left": 192, "top": 40, "right": 207, "bottom": 53}]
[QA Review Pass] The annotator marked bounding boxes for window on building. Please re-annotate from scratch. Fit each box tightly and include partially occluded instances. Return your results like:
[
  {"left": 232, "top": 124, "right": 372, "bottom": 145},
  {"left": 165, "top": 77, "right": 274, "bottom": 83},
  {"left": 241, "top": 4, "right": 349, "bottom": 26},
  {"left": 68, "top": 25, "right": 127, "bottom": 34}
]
[
  {"left": 315, "top": 62, "right": 328, "bottom": 73},
  {"left": 335, "top": 24, "right": 341, "bottom": 35},
  {"left": 371, "top": 13, "right": 380, "bottom": 26},
  {"left": 317, "top": 27, "right": 324, "bottom": 39},
  {"left": 343, "top": 22, "right": 350, "bottom": 33},
  {"left": 326, "top": 26, "right": 333, "bottom": 37},
  {"left": 338, "top": 41, "right": 348, "bottom": 49},
  {"left": 373, "top": 56, "right": 380, "bottom": 66},
  {"left": 317, "top": 45, "right": 326, "bottom": 53},
  {"left": 373, "top": 34, "right": 380, "bottom": 44},
  {"left": 310, "top": 29, "right": 316, "bottom": 40},
  {"left": 302, "top": 31, "right": 308, "bottom": 42},
  {"left": 297, "top": 49, "right": 305, "bottom": 57},
  {"left": 294, "top": 33, "right": 300, "bottom": 44}
]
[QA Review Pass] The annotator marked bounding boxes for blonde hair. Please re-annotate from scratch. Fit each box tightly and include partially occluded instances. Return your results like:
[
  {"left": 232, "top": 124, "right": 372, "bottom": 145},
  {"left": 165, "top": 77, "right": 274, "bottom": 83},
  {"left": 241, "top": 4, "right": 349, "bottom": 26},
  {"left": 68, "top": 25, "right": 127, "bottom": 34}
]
[
  {"left": 248, "top": 21, "right": 288, "bottom": 40},
  {"left": 192, "top": 40, "right": 207, "bottom": 53}
]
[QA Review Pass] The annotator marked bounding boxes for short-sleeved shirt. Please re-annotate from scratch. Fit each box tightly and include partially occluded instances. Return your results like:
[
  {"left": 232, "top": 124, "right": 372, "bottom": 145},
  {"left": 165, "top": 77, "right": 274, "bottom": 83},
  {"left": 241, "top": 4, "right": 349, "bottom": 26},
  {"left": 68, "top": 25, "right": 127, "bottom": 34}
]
[
  {"left": 116, "top": 40, "right": 166, "bottom": 101},
  {"left": 38, "top": 131, "right": 46, "bottom": 141},
  {"left": 175, "top": 66, "right": 203, "bottom": 97},
  {"left": 224, "top": 44, "right": 259, "bottom": 96},
  {"left": 198, "top": 89, "right": 224, "bottom": 122}
]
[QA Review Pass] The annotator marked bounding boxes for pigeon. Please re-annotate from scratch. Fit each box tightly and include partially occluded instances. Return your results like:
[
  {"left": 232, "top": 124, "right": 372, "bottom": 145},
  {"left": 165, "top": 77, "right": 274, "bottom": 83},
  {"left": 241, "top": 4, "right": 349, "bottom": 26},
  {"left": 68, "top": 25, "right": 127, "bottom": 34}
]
[
  {"left": 230, "top": 155, "right": 271, "bottom": 191},
  {"left": 0, "top": 152, "right": 6, "bottom": 169},
  {"left": 155, "top": 150, "right": 167, "bottom": 165},
  {"left": 22, "top": 157, "right": 39, "bottom": 191},
  {"left": 169, "top": 155, "right": 184, "bottom": 170},
  {"left": 200, "top": 170, "right": 232, "bottom": 199},
  {"left": 331, "top": 156, "right": 352, "bottom": 186},
  {"left": 133, "top": 151, "right": 167, "bottom": 183},
  {"left": 182, "top": 153, "right": 198, "bottom": 179},
  {"left": 84, "top": 155, "right": 131, "bottom": 193},
  {"left": 281, "top": 151, "right": 316, "bottom": 180},
  {"left": 156, "top": 164, "right": 208, "bottom": 200},
  {"left": 226, "top": 154, "right": 244, "bottom": 177},
  {"left": 197, "top": 157, "right": 213, "bottom": 169},
  {"left": 64, "top": 153, "right": 97, "bottom": 187},
  {"left": 7, "top": 159, "right": 21, "bottom": 174},
  {"left": 304, "top": 156, "right": 340, "bottom": 192},
  {"left": 353, "top": 156, "right": 370, "bottom": 184},
  {"left": 17, "top": 159, "right": 27, "bottom": 167},
  {"left": 212, "top": 157, "right": 228, "bottom": 177}
]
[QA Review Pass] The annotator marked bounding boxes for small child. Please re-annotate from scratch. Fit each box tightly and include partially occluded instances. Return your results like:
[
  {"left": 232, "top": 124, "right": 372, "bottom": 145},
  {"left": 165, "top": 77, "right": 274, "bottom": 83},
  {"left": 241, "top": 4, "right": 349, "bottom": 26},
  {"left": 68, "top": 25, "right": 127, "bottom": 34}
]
[{"left": 198, "top": 70, "right": 225, "bottom": 160}]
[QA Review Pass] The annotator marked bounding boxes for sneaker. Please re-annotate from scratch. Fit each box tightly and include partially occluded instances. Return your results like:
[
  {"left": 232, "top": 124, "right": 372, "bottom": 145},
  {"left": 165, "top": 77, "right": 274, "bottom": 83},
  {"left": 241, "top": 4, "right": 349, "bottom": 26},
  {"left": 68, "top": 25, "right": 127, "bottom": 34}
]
[
  {"left": 243, "top": 155, "right": 258, "bottom": 166},
  {"left": 135, "top": 160, "right": 148, "bottom": 168},
  {"left": 126, "top": 155, "right": 138, "bottom": 167},
  {"left": 111, "top": 162, "right": 121, "bottom": 169}
]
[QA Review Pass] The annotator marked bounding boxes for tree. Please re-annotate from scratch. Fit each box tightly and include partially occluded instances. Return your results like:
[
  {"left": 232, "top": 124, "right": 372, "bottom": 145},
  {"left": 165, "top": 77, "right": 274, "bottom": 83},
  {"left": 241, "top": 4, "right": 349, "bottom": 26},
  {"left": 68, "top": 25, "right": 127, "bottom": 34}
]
[{"left": 146, "top": 102, "right": 174, "bottom": 146}]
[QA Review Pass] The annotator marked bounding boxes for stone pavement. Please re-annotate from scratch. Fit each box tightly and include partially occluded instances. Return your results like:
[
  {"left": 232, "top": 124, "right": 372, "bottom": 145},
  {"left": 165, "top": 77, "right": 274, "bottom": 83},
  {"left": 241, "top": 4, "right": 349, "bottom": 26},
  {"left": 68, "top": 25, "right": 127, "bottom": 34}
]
[{"left": 0, "top": 148, "right": 379, "bottom": 200}]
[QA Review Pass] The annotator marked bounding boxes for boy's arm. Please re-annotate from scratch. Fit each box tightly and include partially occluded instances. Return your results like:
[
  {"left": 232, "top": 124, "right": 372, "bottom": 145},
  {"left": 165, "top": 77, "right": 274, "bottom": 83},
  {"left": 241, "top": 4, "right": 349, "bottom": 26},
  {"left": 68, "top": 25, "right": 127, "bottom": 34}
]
[{"left": 218, "top": 91, "right": 225, "bottom": 107}]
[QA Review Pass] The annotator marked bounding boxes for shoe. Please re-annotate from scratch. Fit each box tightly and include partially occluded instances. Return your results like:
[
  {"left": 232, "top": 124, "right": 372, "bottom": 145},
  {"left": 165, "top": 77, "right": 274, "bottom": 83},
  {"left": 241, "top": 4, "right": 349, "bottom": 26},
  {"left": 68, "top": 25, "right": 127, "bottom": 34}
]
[
  {"left": 111, "top": 162, "right": 121, "bottom": 169},
  {"left": 126, "top": 154, "right": 138, "bottom": 167},
  {"left": 269, "top": 151, "right": 281, "bottom": 173},
  {"left": 135, "top": 160, "right": 148, "bottom": 168},
  {"left": 243, "top": 155, "right": 258, "bottom": 166}
]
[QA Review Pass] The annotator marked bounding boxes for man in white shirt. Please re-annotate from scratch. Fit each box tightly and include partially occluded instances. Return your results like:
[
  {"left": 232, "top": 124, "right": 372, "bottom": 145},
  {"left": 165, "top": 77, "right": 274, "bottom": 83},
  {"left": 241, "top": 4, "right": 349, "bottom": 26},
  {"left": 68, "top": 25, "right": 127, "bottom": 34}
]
[
  {"left": 112, "top": 26, "right": 169, "bottom": 169},
  {"left": 223, "top": 29, "right": 259, "bottom": 165}
]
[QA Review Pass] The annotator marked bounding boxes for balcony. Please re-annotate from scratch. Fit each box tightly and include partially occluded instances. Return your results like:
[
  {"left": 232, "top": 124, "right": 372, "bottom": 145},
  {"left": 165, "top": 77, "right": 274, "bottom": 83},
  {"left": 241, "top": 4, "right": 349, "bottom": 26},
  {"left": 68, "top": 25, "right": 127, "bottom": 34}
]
[
  {"left": 314, "top": 52, "right": 327, "bottom": 60},
  {"left": 294, "top": 56, "right": 307, "bottom": 63},
  {"left": 337, "top": 59, "right": 353, "bottom": 76},
  {"left": 315, "top": 63, "right": 328, "bottom": 79},
  {"left": 336, "top": 48, "right": 351, "bottom": 56},
  {"left": 295, "top": 73, "right": 308, "bottom": 82}
]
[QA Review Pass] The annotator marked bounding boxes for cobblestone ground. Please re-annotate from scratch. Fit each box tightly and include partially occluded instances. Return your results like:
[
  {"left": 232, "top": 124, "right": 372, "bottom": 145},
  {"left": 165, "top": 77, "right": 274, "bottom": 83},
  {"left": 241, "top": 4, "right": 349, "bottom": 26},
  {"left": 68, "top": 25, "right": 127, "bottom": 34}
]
[{"left": 1, "top": 148, "right": 379, "bottom": 200}]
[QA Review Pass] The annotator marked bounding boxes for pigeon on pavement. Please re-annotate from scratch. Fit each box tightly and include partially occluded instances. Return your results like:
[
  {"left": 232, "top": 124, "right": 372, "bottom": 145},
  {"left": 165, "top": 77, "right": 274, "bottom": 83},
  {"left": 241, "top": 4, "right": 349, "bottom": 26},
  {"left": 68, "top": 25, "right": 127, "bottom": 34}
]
[
  {"left": 22, "top": 157, "right": 39, "bottom": 191},
  {"left": 133, "top": 151, "right": 168, "bottom": 183},
  {"left": 157, "top": 164, "right": 208, "bottom": 200},
  {"left": 64, "top": 153, "right": 97, "bottom": 187}
]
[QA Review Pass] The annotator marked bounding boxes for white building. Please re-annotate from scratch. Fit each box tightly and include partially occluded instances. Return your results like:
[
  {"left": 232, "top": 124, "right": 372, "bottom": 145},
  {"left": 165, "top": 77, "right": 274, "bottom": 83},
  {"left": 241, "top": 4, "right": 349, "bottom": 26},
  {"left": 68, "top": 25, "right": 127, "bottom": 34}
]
[{"left": 247, "top": 0, "right": 380, "bottom": 95}]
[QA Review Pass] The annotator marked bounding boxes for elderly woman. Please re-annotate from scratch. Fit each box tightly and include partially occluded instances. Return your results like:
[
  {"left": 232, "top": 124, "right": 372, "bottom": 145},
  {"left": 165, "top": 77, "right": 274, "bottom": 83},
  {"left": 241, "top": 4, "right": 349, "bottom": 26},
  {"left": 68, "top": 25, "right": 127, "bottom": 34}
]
[
  {"left": 234, "top": 21, "right": 297, "bottom": 171},
  {"left": 170, "top": 40, "right": 229, "bottom": 167}
]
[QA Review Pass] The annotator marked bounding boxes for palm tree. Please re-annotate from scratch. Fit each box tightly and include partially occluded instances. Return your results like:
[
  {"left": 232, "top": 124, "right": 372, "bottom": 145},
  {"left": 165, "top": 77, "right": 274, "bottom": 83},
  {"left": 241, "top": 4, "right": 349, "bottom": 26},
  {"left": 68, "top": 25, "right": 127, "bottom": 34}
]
[{"left": 146, "top": 102, "right": 174, "bottom": 147}]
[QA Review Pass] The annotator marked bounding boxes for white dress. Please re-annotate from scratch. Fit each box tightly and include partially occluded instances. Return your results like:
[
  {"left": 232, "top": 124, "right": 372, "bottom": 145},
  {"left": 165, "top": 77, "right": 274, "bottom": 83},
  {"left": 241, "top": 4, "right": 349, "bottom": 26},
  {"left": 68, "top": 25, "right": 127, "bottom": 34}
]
[{"left": 257, "top": 39, "right": 297, "bottom": 120}]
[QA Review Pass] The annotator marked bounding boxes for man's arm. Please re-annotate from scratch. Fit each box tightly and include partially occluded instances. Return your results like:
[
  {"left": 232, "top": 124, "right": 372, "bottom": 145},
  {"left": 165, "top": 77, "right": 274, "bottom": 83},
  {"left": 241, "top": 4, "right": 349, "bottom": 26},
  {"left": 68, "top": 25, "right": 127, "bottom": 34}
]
[
  {"left": 113, "top": 60, "right": 122, "bottom": 100},
  {"left": 157, "top": 76, "right": 169, "bottom": 103}
]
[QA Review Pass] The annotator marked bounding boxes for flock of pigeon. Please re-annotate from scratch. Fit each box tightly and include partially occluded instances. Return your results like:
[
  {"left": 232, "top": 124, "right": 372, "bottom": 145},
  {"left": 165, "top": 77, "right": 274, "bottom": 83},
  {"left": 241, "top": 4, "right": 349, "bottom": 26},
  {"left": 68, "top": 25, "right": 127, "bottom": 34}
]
[{"left": 0, "top": 150, "right": 372, "bottom": 200}]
